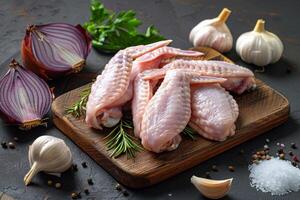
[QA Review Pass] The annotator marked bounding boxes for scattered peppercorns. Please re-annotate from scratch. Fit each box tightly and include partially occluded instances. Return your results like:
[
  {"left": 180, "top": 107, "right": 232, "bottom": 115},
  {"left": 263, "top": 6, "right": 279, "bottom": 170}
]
[
  {"left": 71, "top": 192, "right": 78, "bottom": 199},
  {"left": 228, "top": 165, "right": 235, "bottom": 172},
  {"left": 87, "top": 178, "right": 93, "bottom": 185},
  {"left": 1, "top": 142, "right": 7, "bottom": 149},
  {"left": 263, "top": 145, "right": 269, "bottom": 150},
  {"left": 81, "top": 162, "right": 87, "bottom": 168},
  {"left": 291, "top": 143, "right": 297, "bottom": 149},
  {"left": 115, "top": 183, "right": 122, "bottom": 191},
  {"left": 84, "top": 188, "right": 89, "bottom": 195},
  {"left": 253, "top": 160, "right": 260, "bottom": 165},
  {"left": 55, "top": 182, "right": 62, "bottom": 189},
  {"left": 211, "top": 165, "right": 218, "bottom": 172},
  {"left": 292, "top": 161, "right": 298, "bottom": 167},
  {"left": 8, "top": 142, "right": 15, "bottom": 149},
  {"left": 279, "top": 153, "right": 285, "bottom": 160},
  {"left": 293, "top": 156, "right": 299, "bottom": 163},
  {"left": 71, "top": 192, "right": 81, "bottom": 199},
  {"left": 252, "top": 154, "right": 258, "bottom": 160},
  {"left": 277, "top": 148, "right": 284, "bottom": 154},
  {"left": 72, "top": 164, "right": 78, "bottom": 172},
  {"left": 47, "top": 180, "right": 53, "bottom": 186},
  {"left": 123, "top": 190, "right": 129, "bottom": 197}
]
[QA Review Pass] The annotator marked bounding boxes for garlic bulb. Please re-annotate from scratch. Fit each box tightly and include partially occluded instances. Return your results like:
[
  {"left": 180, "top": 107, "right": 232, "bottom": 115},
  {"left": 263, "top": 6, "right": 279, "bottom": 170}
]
[
  {"left": 189, "top": 8, "right": 233, "bottom": 52},
  {"left": 236, "top": 19, "right": 284, "bottom": 67},
  {"left": 24, "top": 135, "right": 72, "bottom": 185},
  {"left": 191, "top": 176, "right": 233, "bottom": 199}
]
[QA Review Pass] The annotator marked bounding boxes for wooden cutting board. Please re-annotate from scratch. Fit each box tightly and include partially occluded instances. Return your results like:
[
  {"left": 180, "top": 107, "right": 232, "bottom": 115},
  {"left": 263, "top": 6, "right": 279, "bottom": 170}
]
[{"left": 52, "top": 47, "right": 289, "bottom": 188}]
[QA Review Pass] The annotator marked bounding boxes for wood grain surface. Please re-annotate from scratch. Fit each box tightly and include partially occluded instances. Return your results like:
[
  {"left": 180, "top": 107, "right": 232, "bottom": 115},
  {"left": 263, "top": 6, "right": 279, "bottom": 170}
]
[{"left": 52, "top": 47, "right": 290, "bottom": 188}]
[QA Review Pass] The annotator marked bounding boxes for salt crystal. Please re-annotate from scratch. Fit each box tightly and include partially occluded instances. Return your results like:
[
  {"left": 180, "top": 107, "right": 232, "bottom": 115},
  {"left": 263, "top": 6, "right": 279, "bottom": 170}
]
[{"left": 249, "top": 157, "right": 300, "bottom": 195}]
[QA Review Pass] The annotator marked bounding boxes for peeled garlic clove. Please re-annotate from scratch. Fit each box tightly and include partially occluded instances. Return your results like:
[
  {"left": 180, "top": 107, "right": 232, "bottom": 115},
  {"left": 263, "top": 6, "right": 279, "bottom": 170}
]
[
  {"left": 236, "top": 19, "right": 284, "bottom": 66},
  {"left": 191, "top": 176, "right": 233, "bottom": 199},
  {"left": 189, "top": 8, "right": 233, "bottom": 53},
  {"left": 24, "top": 135, "right": 72, "bottom": 186}
]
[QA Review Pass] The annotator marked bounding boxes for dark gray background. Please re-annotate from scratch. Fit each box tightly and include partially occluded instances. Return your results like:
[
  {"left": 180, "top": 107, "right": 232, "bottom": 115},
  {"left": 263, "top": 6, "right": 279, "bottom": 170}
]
[{"left": 0, "top": 0, "right": 299, "bottom": 199}]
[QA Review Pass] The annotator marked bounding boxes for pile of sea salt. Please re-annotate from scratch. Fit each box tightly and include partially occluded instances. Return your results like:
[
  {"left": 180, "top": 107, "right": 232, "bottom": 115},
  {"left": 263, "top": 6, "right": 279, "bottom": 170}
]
[{"left": 249, "top": 157, "right": 300, "bottom": 195}]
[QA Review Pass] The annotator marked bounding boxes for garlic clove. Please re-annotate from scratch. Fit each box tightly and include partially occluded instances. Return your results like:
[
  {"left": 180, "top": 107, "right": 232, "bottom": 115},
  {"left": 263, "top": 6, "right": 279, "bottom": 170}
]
[
  {"left": 24, "top": 136, "right": 72, "bottom": 186},
  {"left": 191, "top": 176, "right": 233, "bottom": 199},
  {"left": 189, "top": 8, "right": 233, "bottom": 53},
  {"left": 236, "top": 19, "right": 284, "bottom": 67}
]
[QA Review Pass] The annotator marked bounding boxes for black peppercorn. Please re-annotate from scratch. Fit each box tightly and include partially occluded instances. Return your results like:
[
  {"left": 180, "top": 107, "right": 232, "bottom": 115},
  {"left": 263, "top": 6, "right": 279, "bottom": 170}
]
[
  {"left": 123, "top": 190, "right": 129, "bottom": 197},
  {"left": 1, "top": 142, "right": 7, "bottom": 149},
  {"left": 84, "top": 188, "right": 89, "bottom": 195},
  {"left": 115, "top": 183, "right": 122, "bottom": 191},
  {"left": 72, "top": 164, "right": 78, "bottom": 172},
  {"left": 292, "top": 161, "right": 298, "bottom": 167},
  {"left": 291, "top": 143, "right": 297, "bottom": 149},
  {"left": 87, "top": 178, "right": 93, "bottom": 185},
  {"left": 81, "top": 162, "right": 87, "bottom": 168},
  {"left": 277, "top": 148, "right": 284, "bottom": 154}
]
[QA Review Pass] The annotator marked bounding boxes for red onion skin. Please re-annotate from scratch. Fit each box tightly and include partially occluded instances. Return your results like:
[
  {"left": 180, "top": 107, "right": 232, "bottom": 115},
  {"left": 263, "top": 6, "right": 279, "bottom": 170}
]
[{"left": 21, "top": 23, "right": 92, "bottom": 80}]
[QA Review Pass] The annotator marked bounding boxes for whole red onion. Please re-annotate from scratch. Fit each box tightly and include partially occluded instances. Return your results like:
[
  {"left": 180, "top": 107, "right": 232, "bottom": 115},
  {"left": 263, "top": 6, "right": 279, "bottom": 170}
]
[
  {"left": 0, "top": 59, "right": 52, "bottom": 130},
  {"left": 21, "top": 23, "right": 92, "bottom": 80}
]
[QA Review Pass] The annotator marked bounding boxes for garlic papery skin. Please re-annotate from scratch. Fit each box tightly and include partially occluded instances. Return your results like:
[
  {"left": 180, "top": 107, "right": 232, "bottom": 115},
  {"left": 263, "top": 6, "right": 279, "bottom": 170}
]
[
  {"left": 236, "top": 19, "right": 284, "bottom": 67},
  {"left": 24, "top": 135, "right": 72, "bottom": 186},
  {"left": 191, "top": 176, "right": 233, "bottom": 199},
  {"left": 189, "top": 8, "right": 233, "bottom": 53}
]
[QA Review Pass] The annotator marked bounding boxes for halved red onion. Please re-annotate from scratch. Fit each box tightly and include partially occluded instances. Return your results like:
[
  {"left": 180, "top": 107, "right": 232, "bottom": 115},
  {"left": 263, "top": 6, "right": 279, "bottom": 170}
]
[
  {"left": 0, "top": 59, "right": 52, "bottom": 130},
  {"left": 21, "top": 23, "right": 92, "bottom": 80}
]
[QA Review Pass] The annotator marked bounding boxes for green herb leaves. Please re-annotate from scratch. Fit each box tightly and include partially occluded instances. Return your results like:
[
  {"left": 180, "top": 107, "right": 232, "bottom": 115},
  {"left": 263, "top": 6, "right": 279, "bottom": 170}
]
[
  {"left": 84, "top": 0, "right": 165, "bottom": 53},
  {"left": 182, "top": 125, "right": 198, "bottom": 140},
  {"left": 104, "top": 119, "right": 143, "bottom": 158},
  {"left": 66, "top": 86, "right": 91, "bottom": 118}
]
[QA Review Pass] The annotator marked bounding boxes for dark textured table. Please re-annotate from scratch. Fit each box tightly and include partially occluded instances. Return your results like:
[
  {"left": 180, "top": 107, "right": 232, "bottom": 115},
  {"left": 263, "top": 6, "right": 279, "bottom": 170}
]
[{"left": 0, "top": 0, "right": 299, "bottom": 199}]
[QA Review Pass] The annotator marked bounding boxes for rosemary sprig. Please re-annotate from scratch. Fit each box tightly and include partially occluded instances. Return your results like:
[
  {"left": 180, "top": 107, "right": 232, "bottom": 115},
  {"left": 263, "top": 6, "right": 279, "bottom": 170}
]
[
  {"left": 66, "top": 86, "right": 91, "bottom": 118},
  {"left": 182, "top": 125, "right": 198, "bottom": 140},
  {"left": 104, "top": 119, "right": 143, "bottom": 158}
]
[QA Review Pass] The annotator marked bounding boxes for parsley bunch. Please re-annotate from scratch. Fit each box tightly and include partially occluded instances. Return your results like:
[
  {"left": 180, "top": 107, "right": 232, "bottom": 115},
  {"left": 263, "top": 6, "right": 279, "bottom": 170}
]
[{"left": 83, "top": 0, "right": 165, "bottom": 53}]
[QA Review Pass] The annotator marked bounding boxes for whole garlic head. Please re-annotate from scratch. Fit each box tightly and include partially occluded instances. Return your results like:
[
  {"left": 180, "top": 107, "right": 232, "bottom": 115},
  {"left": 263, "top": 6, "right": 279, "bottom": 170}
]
[
  {"left": 189, "top": 8, "right": 233, "bottom": 53},
  {"left": 24, "top": 135, "right": 72, "bottom": 185},
  {"left": 236, "top": 19, "right": 284, "bottom": 66}
]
